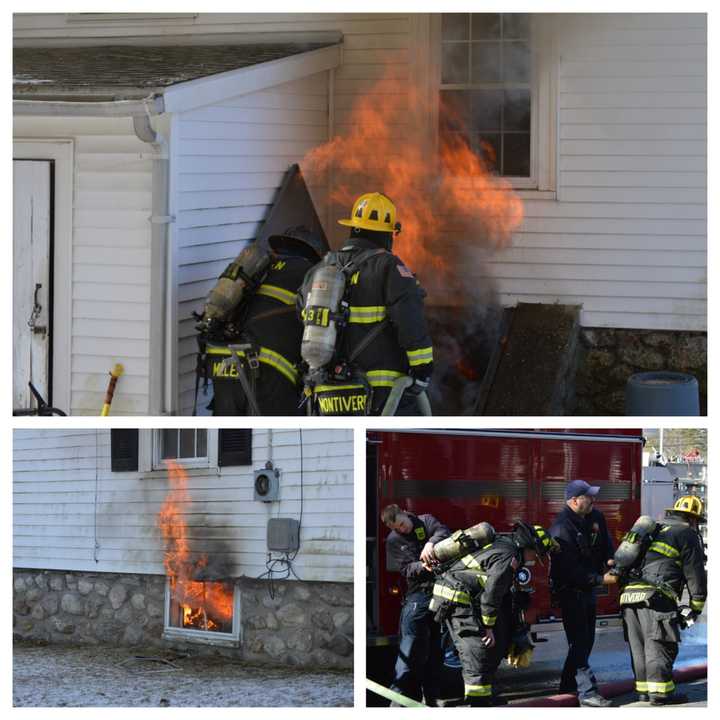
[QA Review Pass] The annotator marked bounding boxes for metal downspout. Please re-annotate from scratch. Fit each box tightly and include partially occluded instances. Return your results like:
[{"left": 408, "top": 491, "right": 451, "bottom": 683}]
[{"left": 133, "top": 109, "right": 170, "bottom": 415}]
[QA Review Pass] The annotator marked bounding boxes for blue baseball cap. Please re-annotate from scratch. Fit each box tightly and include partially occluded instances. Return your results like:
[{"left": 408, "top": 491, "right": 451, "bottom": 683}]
[{"left": 565, "top": 479, "right": 600, "bottom": 500}]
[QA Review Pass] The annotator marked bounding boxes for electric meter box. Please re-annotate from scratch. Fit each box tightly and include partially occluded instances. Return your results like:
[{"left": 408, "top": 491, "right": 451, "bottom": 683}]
[
  {"left": 253, "top": 466, "right": 280, "bottom": 502},
  {"left": 267, "top": 518, "right": 300, "bottom": 553}
]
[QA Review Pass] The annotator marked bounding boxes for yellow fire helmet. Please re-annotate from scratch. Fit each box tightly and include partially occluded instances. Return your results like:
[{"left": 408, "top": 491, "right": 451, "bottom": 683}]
[
  {"left": 670, "top": 495, "right": 706, "bottom": 521},
  {"left": 338, "top": 192, "right": 397, "bottom": 233}
]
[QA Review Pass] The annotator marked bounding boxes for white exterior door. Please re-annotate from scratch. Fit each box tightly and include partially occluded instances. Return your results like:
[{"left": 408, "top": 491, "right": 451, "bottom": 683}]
[{"left": 13, "top": 160, "right": 52, "bottom": 410}]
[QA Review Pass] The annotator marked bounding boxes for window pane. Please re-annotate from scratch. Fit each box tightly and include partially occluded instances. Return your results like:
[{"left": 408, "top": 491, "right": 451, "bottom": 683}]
[
  {"left": 477, "top": 134, "right": 501, "bottom": 173},
  {"left": 162, "top": 430, "right": 178, "bottom": 460},
  {"left": 196, "top": 430, "right": 207, "bottom": 458},
  {"left": 179, "top": 429, "right": 195, "bottom": 459},
  {"left": 439, "top": 90, "right": 471, "bottom": 132},
  {"left": 503, "top": 14, "right": 530, "bottom": 40},
  {"left": 442, "top": 14, "right": 469, "bottom": 41},
  {"left": 441, "top": 43, "right": 469, "bottom": 84},
  {"left": 504, "top": 134, "right": 531, "bottom": 176},
  {"left": 471, "top": 90, "right": 503, "bottom": 131},
  {"left": 503, "top": 42, "right": 531, "bottom": 83},
  {"left": 471, "top": 42, "right": 502, "bottom": 83},
  {"left": 504, "top": 89, "right": 531, "bottom": 132},
  {"left": 471, "top": 13, "right": 501, "bottom": 39}
]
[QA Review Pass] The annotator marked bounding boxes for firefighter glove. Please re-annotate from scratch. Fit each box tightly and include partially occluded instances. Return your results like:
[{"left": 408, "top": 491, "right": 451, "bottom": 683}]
[{"left": 407, "top": 363, "right": 433, "bottom": 395}]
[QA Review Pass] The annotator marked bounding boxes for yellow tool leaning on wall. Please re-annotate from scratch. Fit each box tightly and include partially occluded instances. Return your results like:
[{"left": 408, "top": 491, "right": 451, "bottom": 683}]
[{"left": 100, "top": 364, "right": 124, "bottom": 416}]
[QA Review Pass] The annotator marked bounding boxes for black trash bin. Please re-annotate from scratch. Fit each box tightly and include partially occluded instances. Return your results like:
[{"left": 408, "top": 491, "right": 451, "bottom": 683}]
[{"left": 625, "top": 371, "right": 700, "bottom": 416}]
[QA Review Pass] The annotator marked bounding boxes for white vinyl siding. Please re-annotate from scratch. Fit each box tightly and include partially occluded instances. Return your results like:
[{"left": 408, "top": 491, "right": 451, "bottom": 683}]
[
  {"left": 510, "top": 13, "right": 705, "bottom": 330},
  {"left": 13, "top": 429, "right": 353, "bottom": 583},
  {"left": 172, "top": 73, "right": 330, "bottom": 415},
  {"left": 13, "top": 115, "right": 154, "bottom": 414}
]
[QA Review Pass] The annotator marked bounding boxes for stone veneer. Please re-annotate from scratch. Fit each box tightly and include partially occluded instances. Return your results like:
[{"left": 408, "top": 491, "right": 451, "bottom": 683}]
[
  {"left": 13, "top": 570, "right": 353, "bottom": 670},
  {"left": 574, "top": 328, "right": 707, "bottom": 416}
]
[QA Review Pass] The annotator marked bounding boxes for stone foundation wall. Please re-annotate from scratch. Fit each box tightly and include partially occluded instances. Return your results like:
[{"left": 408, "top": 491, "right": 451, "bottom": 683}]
[
  {"left": 574, "top": 328, "right": 707, "bottom": 416},
  {"left": 13, "top": 570, "right": 353, "bottom": 670}
]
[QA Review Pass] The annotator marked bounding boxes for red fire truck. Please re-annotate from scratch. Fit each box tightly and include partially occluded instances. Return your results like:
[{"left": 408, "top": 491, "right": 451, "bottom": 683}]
[{"left": 367, "top": 429, "right": 644, "bottom": 646}]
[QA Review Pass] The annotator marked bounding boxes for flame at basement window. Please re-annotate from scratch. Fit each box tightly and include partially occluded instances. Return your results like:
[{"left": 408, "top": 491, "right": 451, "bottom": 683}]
[{"left": 158, "top": 460, "right": 234, "bottom": 632}]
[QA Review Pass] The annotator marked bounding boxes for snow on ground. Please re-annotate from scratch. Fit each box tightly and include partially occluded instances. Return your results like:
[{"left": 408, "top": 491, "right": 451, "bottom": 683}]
[{"left": 13, "top": 642, "right": 353, "bottom": 707}]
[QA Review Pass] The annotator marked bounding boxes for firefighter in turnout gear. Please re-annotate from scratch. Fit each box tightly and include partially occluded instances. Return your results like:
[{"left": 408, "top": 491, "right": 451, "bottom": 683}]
[
  {"left": 205, "top": 226, "right": 327, "bottom": 415},
  {"left": 298, "top": 192, "right": 434, "bottom": 415},
  {"left": 430, "top": 523, "right": 558, "bottom": 706},
  {"left": 619, "top": 495, "right": 707, "bottom": 705},
  {"left": 382, "top": 504, "right": 451, "bottom": 705}
]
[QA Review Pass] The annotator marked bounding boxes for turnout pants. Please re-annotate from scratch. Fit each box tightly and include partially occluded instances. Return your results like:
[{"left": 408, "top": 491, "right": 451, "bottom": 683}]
[
  {"left": 622, "top": 601, "right": 680, "bottom": 700},
  {"left": 212, "top": 370, "right": 301, "bottom": 416},
  {"left": 391, "top": 590, "right": 443, "bottom": 704},
  {"left": 444, "top": 600, "right": 511, "bottom": 705},
  {"left": 557, "top": 589, "right": 598, "bottom": 697}
]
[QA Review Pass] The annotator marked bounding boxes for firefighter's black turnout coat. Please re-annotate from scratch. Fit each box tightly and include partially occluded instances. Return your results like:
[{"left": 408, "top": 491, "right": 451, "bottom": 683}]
[
  {"left": 210, "top": 254, "right": 313, "bottom": 415},
  {"left": 298, "top": 236, "right": 434, "bottom": 415}
]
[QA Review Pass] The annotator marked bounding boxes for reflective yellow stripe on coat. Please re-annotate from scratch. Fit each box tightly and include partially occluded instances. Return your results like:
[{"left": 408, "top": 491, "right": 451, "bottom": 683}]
[
  {"left": 406, "top": 346, "right": 433, "bottom": 367},
  {"left": 465, "top": 684, "right": 492, "bottom": 697},
  {"left": 206, "top": 345, "right": 298, "bottom": 385},
  {"left": 347, "top": 305, "right": 386, "bottom": 323},
  {"left": 256, "top": 283, "right": 297, "bottom": 305}
]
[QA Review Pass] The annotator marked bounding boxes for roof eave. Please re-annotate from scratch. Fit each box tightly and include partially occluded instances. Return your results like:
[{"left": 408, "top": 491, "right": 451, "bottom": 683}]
[
  {"left": 162, "top": 42, "right": 342, "bottom": 114},
  {"left": 13, "top": 93, "right": 165, "bottom": 117}
]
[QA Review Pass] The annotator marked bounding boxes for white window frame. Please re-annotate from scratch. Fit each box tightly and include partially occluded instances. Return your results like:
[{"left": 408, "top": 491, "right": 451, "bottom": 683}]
[
  {"left": 146, "top": 428, "right": 219, "bottom": 471},
  {"left": 428, "top": 14, "right": 557, "bottom": 195},
  {"left": 162, "top": 578, "right": 242, "bottom": 648}
]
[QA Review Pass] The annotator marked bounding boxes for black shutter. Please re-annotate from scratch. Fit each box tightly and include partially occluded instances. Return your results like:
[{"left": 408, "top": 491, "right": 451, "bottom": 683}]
[
  {"left": 218, "top": 429, "right": 252, "bottom": 467},
  {"left": 111, "top": 429, "right": 139, "bottom": 472}
]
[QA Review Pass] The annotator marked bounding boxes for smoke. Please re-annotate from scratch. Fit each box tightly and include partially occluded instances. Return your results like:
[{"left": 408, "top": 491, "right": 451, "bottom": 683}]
[{"left": 301, "top": 65, "right": 524, "bottom": 413}]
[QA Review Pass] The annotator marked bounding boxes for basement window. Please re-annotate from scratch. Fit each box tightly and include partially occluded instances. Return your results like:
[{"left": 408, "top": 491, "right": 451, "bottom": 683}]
[
  {"left": 162, "top": 577, "right": 241, "bottom": 648},
  {"left": 438, "top": 13, "right": 534, "bottom": 182}
]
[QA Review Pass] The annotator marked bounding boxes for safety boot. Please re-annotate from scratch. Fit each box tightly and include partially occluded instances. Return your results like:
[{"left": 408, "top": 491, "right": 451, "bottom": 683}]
[
  {"left": 579, "top": 693, "right": 612, "bottom": 708},
  {"left": 636, "top": 693, "right": 649, "bottom": 702},
  {"left": 649, "top": 692, "right": 688, "bottom": 706}
]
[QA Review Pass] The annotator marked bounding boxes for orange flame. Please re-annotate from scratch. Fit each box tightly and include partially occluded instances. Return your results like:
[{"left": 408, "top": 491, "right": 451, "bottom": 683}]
[
  {"left": 157, "top": 460, "right": 233, "bottom": 630},
  {"left": 301, "top": 70, "right": 524, "bottom": 289}
]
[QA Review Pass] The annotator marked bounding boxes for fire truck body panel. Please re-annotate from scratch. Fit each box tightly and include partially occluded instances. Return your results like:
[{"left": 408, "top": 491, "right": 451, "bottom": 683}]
[{"left": 368, "top": 429, "right": 643, "bottom": 644}]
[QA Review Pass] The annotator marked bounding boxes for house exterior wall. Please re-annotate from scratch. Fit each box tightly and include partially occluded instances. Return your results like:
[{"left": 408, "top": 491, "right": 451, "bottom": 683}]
[
  {"left": 13, "top": 115, "right": 155, "bottom": 415},
  {"left": 170, "top": 73, "right": 331, "bottom": 415},
  {"left": 14, "top": 12, "right": 707, "bottom": 415},
  {"left": 13, "top": 428, "right": 353, "bottom": 582}
]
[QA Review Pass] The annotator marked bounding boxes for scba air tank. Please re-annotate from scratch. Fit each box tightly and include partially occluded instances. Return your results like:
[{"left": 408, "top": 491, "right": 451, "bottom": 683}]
[
  {"left": 301, "top": 262, "right": 346, "bottom": 370},
  {"left": 434, "top": 522, "right": 496, "bottom": 564},
  {"left": 613, "top": 515, "right": 657, "bottom": 574},
  {"left": 203, "top": 243, "right": 272, "bottom": 321}
]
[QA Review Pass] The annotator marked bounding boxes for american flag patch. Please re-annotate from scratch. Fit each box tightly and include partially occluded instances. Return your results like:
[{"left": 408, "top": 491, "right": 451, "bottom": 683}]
[{"left": 396, "top": 264, "right": 414, "bottom": 278}]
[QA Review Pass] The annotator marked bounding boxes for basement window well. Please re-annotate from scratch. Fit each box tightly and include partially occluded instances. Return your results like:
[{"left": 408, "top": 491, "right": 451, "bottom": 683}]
[{"left": 163, "top": 577, "right": 241, "bottom": 647}]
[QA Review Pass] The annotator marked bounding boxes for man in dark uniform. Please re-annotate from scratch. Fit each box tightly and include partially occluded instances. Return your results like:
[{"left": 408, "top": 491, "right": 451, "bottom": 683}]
[
  {"left": 619, "top": 495, "right": 707, "bottom": 705},
  {"left": 382, "top": 504, "right": 450, "bottom": 705},
  {"left": 207, "top": 226, "right": 326, "bottom": 415},
  {"left": 298, "top": 192, "right": 433, "bottom": 415},
  {"left": 431, "top": 523, "right": 558, "bottom": 706},
  {"left": 549, "top": 480, "right": 617, "bottom": 707}
]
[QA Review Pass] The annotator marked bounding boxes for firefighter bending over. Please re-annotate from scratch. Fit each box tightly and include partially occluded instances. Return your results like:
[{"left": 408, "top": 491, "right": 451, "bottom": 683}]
[
  {"left": 298, "top": 192, "right": 433, "bottom": 415},
  {"left": 431, "top": 523, "right": 558, "bottom": 706},
  {"left": 198, "top": 226, "right": 326, "bottom": 415},
  {"left": 618, "top": 496, "right": 707, "bottom": 705},
  {"left": 382, "top": 504, "right": 451, "bottom": 705}
]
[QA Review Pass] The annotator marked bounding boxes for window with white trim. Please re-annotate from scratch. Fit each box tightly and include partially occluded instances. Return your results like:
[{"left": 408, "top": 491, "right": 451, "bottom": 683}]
[
  {"left": 153, "top": 429, "right": 213, "bottom": 470},
  {"left": 439, "top": 13, "right": 532, "bottom": 179}
]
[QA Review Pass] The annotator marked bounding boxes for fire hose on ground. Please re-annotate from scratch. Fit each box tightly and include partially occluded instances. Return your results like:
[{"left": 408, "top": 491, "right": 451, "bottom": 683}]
[{"left": 365, "top": 679, "right": 426, "bottom": 707}]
